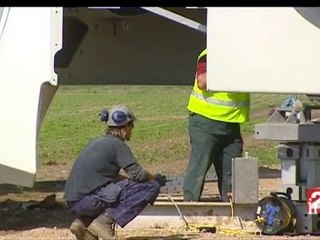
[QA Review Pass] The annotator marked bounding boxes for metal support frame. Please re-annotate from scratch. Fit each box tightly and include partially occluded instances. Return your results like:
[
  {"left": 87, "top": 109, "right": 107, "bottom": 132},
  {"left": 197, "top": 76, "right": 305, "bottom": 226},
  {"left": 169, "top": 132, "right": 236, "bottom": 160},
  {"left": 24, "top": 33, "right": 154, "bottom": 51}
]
[
  {"left": 124, "top": 198, "right": 259, "bottom": 231},
  {"left": 255, "top": 105, "right": 320, "bottom": 234},
  {"left": 160, "top": 170, "right": 217, "bottom": 195}
]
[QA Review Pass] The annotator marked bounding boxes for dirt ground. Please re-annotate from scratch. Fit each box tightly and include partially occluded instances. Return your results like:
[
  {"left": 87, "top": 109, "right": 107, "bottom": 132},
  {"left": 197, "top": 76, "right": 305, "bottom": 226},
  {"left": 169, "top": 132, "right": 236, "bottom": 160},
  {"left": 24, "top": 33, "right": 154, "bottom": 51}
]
[{"left": 2, "top": 161, "right": 318, "bottom": 240}]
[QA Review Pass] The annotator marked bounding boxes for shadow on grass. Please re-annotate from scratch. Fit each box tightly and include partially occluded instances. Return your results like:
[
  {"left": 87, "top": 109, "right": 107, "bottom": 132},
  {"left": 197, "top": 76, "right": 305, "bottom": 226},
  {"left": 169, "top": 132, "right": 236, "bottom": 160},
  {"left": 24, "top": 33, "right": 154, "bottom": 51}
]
[
  {"left": 0, "top": 181, "right": 73, "bottom": 231},
  {"left": 0, "top": 196, "right": 74, "bottom": 230},
  {"left": 0, "top": 180, "right": 66, "bottom": 195}
]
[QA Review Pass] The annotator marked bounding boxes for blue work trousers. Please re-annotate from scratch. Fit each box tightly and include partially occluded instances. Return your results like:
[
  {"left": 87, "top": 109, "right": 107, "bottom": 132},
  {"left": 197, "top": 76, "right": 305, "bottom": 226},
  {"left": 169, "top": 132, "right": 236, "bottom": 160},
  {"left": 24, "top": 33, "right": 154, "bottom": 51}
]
[{"left": 67, "top": 179, "right": 160, "bottom": 228}]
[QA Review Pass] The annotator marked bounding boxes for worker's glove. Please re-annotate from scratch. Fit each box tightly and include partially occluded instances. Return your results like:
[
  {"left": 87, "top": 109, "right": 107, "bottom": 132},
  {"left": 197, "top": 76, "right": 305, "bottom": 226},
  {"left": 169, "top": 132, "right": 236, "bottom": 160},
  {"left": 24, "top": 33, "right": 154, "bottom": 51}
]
[{"left": 155, "top": 173, "right": 166, "bottom": 187}]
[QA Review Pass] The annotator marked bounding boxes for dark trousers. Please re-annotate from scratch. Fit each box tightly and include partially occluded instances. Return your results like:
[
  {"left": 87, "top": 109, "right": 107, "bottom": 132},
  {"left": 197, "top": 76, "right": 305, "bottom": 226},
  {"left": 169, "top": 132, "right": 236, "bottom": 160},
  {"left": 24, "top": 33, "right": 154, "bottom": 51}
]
[
  {"left": 184, "top": 113, "right": 243, "bottom": 202},
  {"left": 67, "top": 179, "right": 160, "bottom": 228}
]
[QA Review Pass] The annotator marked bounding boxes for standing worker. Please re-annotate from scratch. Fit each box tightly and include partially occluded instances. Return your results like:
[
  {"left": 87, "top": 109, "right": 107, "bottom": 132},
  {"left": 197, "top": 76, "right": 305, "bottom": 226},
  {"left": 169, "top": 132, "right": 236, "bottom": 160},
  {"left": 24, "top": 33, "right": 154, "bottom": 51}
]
[
  {"left": 183, "top": 48, "right": 250, "bottom": 202},
  {"left": 64, "top": 105, "right": 166, "bottom": 240}
]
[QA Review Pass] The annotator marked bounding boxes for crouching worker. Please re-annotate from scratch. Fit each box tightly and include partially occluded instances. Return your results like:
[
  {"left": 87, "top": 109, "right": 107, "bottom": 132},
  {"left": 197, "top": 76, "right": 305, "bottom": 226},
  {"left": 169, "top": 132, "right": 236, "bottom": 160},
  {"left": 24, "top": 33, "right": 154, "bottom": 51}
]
[{"left": 63, "top": 105, "right": 166, "bottom": 240}]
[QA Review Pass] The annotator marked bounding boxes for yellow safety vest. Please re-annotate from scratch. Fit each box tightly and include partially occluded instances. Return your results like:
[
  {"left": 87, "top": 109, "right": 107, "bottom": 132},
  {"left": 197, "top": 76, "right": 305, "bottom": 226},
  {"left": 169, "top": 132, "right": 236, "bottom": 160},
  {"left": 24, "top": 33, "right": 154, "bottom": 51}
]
[{"left": 187, "top": 49, "right": 250, "bottom": 123}]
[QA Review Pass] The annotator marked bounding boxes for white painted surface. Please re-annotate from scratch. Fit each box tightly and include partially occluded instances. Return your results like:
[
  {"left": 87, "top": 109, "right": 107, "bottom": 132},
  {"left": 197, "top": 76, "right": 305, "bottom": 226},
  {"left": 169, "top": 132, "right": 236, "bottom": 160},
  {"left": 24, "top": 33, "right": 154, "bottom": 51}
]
[
  {"left": 0, "top": 7, "right": 62, "bottom": 186},
  {"left": 207, "top": 7, "right": 320, "bottom": 94}
]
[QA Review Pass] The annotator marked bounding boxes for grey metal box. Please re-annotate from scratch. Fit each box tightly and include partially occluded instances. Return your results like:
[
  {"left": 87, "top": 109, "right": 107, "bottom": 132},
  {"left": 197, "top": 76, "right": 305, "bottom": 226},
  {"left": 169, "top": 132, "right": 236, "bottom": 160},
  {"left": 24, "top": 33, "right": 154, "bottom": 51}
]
[{"left": 232, "top": 157, "right": 259, "bottom": 204}]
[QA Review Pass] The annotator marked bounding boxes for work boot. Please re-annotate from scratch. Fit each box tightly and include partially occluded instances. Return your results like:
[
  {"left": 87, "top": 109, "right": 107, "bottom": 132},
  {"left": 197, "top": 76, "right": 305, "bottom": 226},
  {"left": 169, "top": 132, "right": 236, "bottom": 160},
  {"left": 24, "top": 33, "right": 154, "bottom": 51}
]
[
  {"left": 69, "top": 219, "right": 98, "bottom": 240},
  {"left": 88, "top": 213, "right": 117, "bottom": 240}
]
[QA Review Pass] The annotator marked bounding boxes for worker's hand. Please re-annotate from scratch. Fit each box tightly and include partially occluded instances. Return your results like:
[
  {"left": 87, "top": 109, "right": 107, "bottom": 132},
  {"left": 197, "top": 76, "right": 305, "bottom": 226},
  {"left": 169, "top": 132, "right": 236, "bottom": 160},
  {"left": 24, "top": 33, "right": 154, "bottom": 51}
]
[
  {"left": 154, "top": 173, "right": 166, "bottom": 187},
  {"left": 196, "top": 73, "right": 207, "bottom": 90}
]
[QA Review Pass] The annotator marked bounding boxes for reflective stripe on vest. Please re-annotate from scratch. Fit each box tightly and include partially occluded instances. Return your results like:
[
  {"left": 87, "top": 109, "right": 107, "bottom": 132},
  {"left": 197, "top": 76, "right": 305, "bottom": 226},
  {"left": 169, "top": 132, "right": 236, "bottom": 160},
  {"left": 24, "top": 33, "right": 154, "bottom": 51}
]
[{"left": 191, "top": 90, "right": 250, "bottom": 108}]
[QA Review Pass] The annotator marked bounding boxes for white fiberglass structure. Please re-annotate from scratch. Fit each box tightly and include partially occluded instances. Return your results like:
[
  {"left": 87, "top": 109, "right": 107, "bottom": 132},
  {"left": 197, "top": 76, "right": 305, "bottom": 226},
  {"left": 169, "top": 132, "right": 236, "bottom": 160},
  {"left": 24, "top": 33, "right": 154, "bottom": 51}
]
[
  {"left": 207, "top": 7, "right": 320, "bottom": 94},
  {"left": 0, "top": 8, "right": 62, "bottom": 186}
]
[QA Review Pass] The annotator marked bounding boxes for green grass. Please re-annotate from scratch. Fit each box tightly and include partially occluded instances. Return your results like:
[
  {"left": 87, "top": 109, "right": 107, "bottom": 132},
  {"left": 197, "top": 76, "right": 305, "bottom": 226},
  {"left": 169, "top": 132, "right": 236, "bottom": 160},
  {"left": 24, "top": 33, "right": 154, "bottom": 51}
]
[{"left": 38, "top": 85, "right": 300, "bottom": 167}]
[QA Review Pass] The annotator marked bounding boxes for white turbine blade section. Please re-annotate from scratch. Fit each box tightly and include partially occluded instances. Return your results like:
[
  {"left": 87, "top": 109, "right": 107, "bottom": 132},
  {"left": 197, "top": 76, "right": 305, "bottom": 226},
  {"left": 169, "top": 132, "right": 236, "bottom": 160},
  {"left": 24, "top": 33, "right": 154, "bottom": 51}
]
[
  {"left": 207, "top": 7, "right": 320, "bottom": 94},
  {"left": 0, "top": 7, "right": 62, "bottom": 187},
  {"left": 141, "top": 7, "right": 207, "bottom": 33}
]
